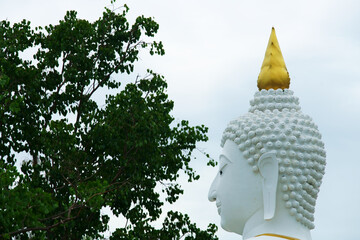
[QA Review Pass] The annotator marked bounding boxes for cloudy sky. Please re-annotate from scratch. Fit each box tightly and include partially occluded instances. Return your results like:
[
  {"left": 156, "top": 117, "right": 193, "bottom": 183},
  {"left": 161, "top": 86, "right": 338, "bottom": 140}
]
[{"left": 1, "top": 0, "right": 359, "bottom": 239}]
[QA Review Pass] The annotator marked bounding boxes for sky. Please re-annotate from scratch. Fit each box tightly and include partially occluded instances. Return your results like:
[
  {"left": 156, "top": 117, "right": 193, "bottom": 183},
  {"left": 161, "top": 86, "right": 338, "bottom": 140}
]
[{"left": 1, "top": 0, "right": 359, "bottom": 239}]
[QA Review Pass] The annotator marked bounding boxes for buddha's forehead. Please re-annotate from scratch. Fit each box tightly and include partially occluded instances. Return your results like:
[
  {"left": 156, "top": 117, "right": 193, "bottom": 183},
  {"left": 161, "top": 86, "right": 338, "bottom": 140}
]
[{"left": 221, "top": 140, "right": 246, "bottom": 163}]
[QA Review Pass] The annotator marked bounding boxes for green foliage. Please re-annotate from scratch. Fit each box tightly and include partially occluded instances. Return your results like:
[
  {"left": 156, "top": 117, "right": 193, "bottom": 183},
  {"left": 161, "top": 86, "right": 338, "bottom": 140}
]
[
  {"left": 0, "top": 4, "right": 217, "bottom": 240},
  {"left": 110, "top": 211, "right": 218, "bottom": 240}
]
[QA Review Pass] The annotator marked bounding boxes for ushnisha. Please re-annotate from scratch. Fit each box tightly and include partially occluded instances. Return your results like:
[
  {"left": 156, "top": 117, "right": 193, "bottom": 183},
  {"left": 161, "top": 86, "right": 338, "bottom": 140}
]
[{"left": 208, "top": 28, "right": 326, "bottom": 240}]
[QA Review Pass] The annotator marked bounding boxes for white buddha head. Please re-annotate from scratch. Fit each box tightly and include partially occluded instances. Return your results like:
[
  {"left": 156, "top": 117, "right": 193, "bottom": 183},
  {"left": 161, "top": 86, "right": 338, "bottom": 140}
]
[{"left": 208, "top": 88, "right": 326, "bottom": 235}]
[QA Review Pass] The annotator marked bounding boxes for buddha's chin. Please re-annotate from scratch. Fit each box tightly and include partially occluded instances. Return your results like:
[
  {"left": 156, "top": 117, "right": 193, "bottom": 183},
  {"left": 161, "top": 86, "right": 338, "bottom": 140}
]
[{"left": 220, "top": 218, "right": 244, "bottom": 235}]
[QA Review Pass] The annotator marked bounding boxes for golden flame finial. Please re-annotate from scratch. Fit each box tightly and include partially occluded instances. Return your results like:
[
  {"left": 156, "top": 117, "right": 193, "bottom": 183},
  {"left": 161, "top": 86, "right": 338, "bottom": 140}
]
[{"left": 257, "top": 27, "right": 290, "bottom": 90}]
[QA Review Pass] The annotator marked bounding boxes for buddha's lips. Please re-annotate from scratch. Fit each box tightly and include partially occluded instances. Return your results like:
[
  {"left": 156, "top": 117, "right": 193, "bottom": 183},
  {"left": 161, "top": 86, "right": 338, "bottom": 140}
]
[{"left": 216, "top": 201, "right": 221, "bottom": 214}]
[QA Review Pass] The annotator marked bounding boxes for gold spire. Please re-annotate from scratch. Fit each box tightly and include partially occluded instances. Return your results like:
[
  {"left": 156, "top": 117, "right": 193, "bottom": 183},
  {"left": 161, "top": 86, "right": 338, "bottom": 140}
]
[{"left": 257, "top": 27, "right": 290, "bottom": 90}]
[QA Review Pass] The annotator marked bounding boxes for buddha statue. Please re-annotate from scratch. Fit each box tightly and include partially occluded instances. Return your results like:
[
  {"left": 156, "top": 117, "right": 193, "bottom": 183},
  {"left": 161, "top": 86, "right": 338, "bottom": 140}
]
[{"left": 208, "top": 28, "right": 326, "bottom": 240}]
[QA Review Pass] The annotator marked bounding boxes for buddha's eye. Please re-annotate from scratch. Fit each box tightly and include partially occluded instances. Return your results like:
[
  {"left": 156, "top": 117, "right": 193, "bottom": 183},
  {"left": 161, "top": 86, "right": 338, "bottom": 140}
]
[
  {"left": 219, "top": 155, "right": 230, "bottom": 177},
  {"left": 219, "top": 164, "right": 227, "bottom": 176}
]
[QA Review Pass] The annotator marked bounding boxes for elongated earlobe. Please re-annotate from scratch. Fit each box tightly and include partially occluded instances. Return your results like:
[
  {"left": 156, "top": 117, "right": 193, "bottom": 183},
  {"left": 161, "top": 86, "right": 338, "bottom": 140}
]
[{"left": 258, "top": 151, "right": 279, "bottom": 220}]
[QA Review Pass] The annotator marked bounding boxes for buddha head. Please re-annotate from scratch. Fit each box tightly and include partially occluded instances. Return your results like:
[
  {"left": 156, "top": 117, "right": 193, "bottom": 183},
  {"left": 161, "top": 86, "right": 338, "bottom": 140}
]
[{"left": 208, "top": 28, "right": 326, "bottom": 239}]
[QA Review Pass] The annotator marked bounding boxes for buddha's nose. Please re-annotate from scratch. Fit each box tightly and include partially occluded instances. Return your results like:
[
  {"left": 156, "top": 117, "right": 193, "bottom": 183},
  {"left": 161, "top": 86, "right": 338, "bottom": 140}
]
[{"left": 208, "top": 175, "right": 218, "bottom": 202}]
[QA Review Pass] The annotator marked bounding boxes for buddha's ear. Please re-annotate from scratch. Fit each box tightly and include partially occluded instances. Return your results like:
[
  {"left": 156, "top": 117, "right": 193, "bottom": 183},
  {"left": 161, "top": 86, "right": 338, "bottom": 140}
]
[{"left": 258, "top": 151, "right": 279, "bottom": 220}]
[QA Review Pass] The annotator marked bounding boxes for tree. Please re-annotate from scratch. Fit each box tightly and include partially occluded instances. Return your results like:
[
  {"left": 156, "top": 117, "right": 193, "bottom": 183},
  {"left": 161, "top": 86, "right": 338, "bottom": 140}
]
[{"left": 0, "top": 4, "right": 217, "bottom": 239}]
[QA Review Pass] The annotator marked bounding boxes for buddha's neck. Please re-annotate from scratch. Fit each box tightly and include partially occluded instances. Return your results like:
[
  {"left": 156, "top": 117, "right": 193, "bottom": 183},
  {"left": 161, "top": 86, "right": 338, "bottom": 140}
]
[{"left": 242, "top": 202, "right": 311, "bottom": 240}]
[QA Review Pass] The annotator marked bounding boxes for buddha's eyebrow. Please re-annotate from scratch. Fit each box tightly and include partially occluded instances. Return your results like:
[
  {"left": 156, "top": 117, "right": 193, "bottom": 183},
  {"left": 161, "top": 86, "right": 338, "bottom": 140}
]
[{"left": 219, "top": 154, "right": 232, "bottom": 169}]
